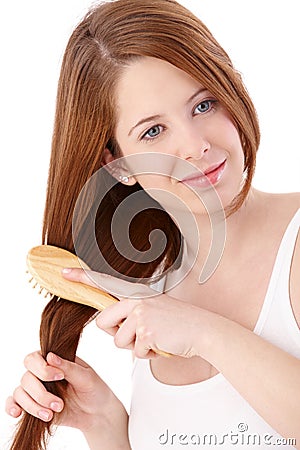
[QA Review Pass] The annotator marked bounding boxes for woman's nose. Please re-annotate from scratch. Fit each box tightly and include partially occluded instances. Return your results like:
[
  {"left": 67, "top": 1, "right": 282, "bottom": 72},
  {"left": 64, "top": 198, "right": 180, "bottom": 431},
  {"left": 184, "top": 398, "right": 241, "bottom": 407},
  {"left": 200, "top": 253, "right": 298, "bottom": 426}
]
[{"left": 176, "top": 124, "right": 210, "bottom": 161}]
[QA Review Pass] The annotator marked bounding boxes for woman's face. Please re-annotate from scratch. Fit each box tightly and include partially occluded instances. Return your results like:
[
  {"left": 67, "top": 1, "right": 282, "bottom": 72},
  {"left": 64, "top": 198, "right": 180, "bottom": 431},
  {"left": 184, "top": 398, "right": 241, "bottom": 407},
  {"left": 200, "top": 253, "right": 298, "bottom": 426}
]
[{"left": 113, "top": 56, "right": 245, "bottom": 214}]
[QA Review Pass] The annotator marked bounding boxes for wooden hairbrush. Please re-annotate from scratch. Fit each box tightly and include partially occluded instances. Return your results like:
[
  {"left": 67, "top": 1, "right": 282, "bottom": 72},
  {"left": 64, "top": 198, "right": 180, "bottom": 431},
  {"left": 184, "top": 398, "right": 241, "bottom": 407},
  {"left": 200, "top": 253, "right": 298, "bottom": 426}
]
[
  {"left": 26, "top": 245, "right": 171, "bottom": 357},
  {"left": 27, "top": 245, "right": 118, "bottom": 310}
]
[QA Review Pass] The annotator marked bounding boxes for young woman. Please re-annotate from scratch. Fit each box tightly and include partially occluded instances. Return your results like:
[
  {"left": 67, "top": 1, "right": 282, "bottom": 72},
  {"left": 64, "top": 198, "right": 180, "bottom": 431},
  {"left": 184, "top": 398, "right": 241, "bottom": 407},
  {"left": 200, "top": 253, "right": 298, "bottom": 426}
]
[{"left": 6, "top": 0, "right": 300, "bottom": 449}]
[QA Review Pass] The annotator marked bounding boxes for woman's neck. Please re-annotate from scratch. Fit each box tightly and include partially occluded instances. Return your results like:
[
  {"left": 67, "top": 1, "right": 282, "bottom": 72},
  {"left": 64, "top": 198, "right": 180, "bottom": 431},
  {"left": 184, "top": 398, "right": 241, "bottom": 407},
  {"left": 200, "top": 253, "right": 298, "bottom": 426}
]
[{"left": 167, "top": 187, "right": 260, "bottom": 288}]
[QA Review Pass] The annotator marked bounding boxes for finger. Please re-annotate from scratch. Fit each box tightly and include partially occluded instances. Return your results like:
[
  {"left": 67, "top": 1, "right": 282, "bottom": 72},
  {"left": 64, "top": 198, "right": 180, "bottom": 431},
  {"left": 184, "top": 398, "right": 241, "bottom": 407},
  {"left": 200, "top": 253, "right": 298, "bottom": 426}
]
[
  {"left": 74, "top": 355, "right": 93, "bottom": 369},
  {"left": 5, "top": 396, "right": 23, "bottom": 418},
  {"left": 62, "top": 268, "right": 120, "bottom": 295},
  {"left": 24, "top": 351, "right": 64, "bottom": 382},
  {"left": 62, "top": 268, "right": 157, "bottom": 299},
  {"left": 13, "top": 386, "right": 54, "bottom": 422},
  {"left": 96, "top": 299, "right": 139, "bottom": 331},
  {"left": 21, "top": 371, "right": 64, "bottom": 413},
  {"left": 134, "top": 331, "right": 160, "bottom": 359},
  {"left": 134, "top": 346, "right": 158, "bottom": 359},
  {"left": 46, "top": 353, "right": 98, "bottom": 391},
  {"left": 113, "top": 314, "right": 137, "bottom": 350},
  {"left": 96, "top": 320, "right": 119, "bottom": 336},
  {"left": 61, "top": 268, "right": 102, "bottom": 289}
]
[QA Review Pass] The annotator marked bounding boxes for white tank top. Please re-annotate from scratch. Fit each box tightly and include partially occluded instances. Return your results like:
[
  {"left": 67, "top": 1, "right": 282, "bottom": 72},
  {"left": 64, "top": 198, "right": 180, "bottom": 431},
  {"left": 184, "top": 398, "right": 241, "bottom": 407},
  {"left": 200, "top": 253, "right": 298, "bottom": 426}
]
[{"left": 128, "top": 209, "right": 300, "bottom": 450}]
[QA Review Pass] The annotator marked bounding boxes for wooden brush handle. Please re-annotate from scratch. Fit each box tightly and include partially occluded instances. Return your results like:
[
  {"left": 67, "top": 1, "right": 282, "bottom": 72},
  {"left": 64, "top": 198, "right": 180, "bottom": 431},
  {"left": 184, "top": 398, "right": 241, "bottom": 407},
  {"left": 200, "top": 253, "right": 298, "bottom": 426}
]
[{"left": 27, "top": 245, "right": 171, "bottom": 358}]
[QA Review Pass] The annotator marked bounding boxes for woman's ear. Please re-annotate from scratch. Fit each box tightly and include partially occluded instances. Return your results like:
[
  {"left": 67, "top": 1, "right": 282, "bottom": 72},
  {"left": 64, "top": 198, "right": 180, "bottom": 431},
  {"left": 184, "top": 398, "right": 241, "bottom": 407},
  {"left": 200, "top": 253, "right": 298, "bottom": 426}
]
[
  {"left": 101, "top": 148, "right": 137, "bottom": 186},
  {"left": 101, "top": 147, "right": 116, "bottom": 166}
]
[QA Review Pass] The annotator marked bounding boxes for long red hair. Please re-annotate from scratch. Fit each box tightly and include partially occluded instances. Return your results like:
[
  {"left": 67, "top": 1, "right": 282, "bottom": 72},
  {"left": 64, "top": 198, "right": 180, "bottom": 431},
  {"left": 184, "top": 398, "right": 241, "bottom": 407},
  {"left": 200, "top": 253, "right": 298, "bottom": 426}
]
[{"left": 10, "top": 1, "right": 260, "bottom": 448}]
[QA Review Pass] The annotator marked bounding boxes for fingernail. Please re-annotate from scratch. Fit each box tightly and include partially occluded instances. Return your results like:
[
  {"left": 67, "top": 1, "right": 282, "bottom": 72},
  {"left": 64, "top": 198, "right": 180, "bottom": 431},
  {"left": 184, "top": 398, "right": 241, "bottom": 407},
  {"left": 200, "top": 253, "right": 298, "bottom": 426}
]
[
  {"left": 50, "top": 353, "right": 62, "bottom": 366},
  {"left": 38, "top": 410, "right": 50, "bottom": 421},
  {"left": 50, "top": 402, "right": 62, "bottom": 412},
  {"left": 54, "top": 372, "right": 64, "bottom": 381},
  {"left": 62, "top": 268, "right": 72, "bottom": 274},
  {"left": 9, "top": 407, "right": 18, "bottom": 417}
]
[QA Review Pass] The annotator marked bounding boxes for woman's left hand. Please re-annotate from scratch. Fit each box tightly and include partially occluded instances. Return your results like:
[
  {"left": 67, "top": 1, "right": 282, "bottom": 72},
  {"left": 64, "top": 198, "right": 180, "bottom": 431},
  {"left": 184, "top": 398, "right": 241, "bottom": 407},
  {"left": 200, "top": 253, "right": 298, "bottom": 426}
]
[{"left": 62, "top": 268, "right": 207, "bottom": 359}]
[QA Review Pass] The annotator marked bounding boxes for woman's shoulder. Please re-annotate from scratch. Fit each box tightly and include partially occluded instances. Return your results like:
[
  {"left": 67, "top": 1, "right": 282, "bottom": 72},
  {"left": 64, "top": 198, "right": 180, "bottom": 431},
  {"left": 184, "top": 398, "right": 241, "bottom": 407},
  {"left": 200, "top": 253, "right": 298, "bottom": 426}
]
[
  {"left": 250, "top": 190, "right": 300, "bottom": 241},
  {"left": 256, "top": 190, "right": 300, "bottom": 219}
]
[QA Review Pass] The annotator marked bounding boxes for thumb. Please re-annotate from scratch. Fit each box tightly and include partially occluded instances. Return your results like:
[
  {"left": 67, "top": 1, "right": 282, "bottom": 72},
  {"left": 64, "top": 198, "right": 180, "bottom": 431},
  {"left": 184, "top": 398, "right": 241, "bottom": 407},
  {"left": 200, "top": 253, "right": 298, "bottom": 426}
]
[
  {"left": 62, "top": 267, "right": 157, "bottom": 299},
  {"left": 46, "top": 353, "right": 95, "bottom": 389}
]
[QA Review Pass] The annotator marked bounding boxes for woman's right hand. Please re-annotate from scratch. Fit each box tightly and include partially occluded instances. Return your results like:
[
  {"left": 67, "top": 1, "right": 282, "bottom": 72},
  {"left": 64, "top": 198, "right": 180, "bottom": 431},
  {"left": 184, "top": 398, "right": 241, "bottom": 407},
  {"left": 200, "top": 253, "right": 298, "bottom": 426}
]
[{"left": 5, "top": 351, "right": 126, "bottom": 434}]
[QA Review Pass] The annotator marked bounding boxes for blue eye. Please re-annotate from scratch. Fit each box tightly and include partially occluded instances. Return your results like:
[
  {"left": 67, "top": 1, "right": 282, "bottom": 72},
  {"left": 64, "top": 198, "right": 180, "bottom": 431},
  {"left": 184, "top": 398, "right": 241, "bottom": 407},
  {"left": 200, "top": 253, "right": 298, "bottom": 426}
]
[
  {"left": 194, "top": 100, "right": 215, "bottom": 114},
  {"left": 142, "top": 125, "right": 163, "bottom": 140}
]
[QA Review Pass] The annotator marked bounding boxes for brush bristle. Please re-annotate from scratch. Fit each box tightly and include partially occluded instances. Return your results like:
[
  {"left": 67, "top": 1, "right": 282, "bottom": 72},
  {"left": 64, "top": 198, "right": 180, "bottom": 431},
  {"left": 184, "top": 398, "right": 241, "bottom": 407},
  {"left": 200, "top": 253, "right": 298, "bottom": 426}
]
[{"left": 27, "top": 273, "right": 54, "bottom": 300}]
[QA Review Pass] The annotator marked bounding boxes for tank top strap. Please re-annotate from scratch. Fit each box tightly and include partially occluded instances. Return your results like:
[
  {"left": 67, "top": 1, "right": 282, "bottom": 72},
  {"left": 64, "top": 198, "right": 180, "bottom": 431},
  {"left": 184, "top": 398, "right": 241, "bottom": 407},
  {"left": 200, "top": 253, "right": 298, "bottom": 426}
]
[{"left": 254, "top": 208, "right": 300, "bottom": 336}]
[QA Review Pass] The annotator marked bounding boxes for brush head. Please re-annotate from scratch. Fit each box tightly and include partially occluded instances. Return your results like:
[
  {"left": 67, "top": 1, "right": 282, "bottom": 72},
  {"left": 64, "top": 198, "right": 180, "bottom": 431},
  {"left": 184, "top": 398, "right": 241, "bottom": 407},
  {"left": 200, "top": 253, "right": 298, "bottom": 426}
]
[
  {"left": 27, "top": 245, "right": 172, "bottom": 357},
  {"left": 27, "top": 245, "right": 118, "bottom": 310}
]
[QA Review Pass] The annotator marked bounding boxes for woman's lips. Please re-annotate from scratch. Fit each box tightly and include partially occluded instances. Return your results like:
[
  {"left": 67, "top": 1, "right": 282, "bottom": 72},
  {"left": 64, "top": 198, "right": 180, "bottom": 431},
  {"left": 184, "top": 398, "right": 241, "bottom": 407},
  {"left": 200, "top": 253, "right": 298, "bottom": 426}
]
[{"left": 181, "top": 159, "right": 226, "bottom": 188}]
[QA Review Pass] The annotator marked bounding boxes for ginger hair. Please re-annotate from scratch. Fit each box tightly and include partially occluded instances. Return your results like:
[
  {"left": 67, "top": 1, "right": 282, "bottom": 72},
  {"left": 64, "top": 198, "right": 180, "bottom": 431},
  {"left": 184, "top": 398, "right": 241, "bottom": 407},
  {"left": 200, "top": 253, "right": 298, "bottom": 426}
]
[{"left": 10, "top": 0, "right": 259, "bottom": 448}]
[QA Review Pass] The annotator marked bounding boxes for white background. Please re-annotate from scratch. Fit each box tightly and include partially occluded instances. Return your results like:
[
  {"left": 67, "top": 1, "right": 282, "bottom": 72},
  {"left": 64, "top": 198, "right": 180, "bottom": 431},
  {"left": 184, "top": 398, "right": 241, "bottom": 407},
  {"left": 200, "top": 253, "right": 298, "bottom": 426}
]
[{"left": 0, "top": 1, "right": 299, "bottom": 448}]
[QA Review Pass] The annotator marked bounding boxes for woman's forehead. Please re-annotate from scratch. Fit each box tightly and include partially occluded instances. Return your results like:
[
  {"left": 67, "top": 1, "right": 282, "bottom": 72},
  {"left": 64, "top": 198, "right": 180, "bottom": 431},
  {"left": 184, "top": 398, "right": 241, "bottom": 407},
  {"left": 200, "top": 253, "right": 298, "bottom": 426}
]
[{"left": 114, "top": 57, "right": 205, "bottom": 123}]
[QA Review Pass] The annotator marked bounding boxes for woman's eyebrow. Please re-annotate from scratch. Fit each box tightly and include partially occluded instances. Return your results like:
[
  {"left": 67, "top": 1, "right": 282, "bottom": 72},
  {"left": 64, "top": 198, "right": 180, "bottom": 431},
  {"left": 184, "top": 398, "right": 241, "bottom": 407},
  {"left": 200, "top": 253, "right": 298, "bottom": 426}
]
[
  {"left": 187, "top": 87, "right": 208, "bottom": 104},
  {"left": 128, "top": 114, "right": 162, "bottom": 136},
  {"left": 128, "top": 87, "right": 207, "bottom": 137}
]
